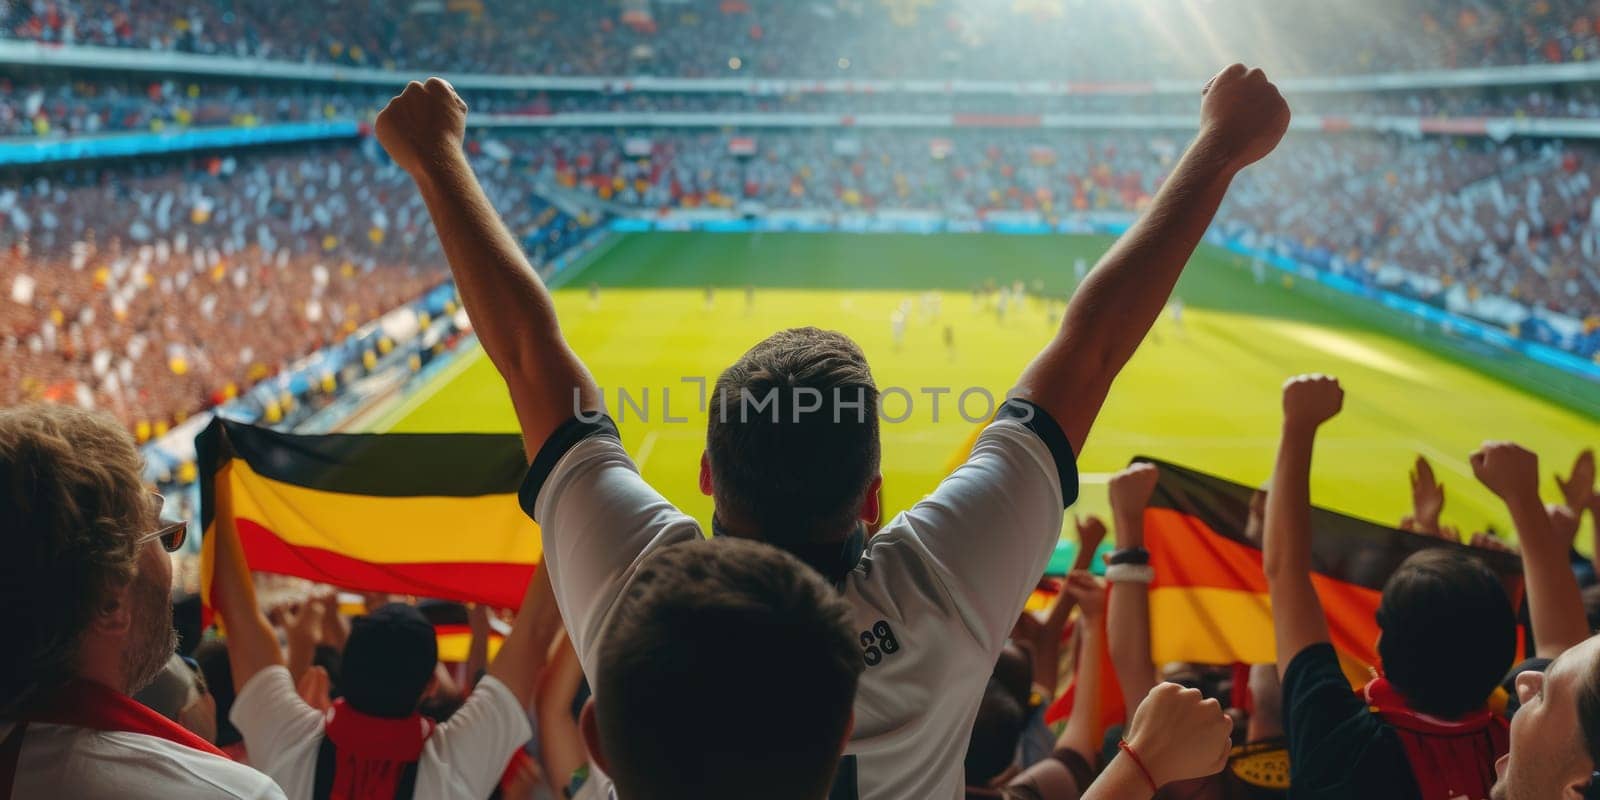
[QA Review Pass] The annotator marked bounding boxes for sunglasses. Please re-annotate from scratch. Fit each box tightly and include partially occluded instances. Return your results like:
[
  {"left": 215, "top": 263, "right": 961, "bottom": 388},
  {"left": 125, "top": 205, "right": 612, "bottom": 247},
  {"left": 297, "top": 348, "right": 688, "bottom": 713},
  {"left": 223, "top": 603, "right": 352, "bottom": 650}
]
[{"left": 136, "top": 492, "right": 189, "bottom": 553}]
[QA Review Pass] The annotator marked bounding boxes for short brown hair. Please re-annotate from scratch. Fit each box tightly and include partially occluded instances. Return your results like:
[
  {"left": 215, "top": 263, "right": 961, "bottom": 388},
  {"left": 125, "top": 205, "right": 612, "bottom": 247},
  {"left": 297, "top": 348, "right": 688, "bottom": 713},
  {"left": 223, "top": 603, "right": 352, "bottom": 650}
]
[
  {"left": 595, "top": 537, "right": 863, "bottom": 800},
  {"left": 706, "top": 327, "right": 879, "bottom": 545},
  {"left": 0, "top": 405, "right": 149, "bottom": 714}
]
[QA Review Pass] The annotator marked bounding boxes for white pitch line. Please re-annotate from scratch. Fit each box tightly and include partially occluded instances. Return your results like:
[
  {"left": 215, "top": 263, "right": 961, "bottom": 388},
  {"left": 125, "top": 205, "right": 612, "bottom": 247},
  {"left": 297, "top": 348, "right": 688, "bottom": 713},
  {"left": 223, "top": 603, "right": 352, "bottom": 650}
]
[{"left": 634, "top": 430, "right": 661, "bottom": 469}]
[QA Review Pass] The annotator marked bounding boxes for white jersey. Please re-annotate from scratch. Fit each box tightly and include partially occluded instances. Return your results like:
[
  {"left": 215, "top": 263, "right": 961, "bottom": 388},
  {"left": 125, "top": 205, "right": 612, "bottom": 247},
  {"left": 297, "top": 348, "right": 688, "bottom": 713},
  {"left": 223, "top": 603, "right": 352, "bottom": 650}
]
[
  {"left": 1, "top": 720, "right": 283, "bottom": 800},
  {"left": 523, "top": 403, "right": 1075, "bottom": 800},
  {"left": 231, "top": 667, "right": 531, "bottom": 800}
]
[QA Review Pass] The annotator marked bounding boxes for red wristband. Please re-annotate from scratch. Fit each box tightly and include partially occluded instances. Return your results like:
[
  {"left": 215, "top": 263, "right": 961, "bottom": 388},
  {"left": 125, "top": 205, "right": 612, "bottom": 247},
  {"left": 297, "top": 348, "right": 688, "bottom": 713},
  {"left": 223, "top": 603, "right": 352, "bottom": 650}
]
[{"left": 1118, "top": 739, "right": 1159, "bottom": 793}]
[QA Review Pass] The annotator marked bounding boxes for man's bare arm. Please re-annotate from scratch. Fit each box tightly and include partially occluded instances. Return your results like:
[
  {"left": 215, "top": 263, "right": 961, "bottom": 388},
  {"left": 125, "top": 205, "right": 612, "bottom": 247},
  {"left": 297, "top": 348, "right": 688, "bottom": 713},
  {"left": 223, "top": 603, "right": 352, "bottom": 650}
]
[
  {"left": 1105, "top": 463, "right": 1160, "bottom": 715},
  {"left": 377, "top": 78, "right": 600, "bottom": 460},
  {"left": 1013, "top": 65, "right": 1289, "bottom": 451},
  {"left": 210, "top": 517, "right": 286, "bottom": 693},
  {"left": 486, "top": 567, "right": 564, "bottom": 708},
  {"left": 1263, "top": 375, "right": 1342, "bottom": 679},
  {"left": 536, "top": 634, "right": 589, "bottom": 799},
  {"left": 1473, "top": 442, "right": 1590, "bottom": 658},
  {"left": 1057, "top": 573, "right": 1109, "bottom": 761}
]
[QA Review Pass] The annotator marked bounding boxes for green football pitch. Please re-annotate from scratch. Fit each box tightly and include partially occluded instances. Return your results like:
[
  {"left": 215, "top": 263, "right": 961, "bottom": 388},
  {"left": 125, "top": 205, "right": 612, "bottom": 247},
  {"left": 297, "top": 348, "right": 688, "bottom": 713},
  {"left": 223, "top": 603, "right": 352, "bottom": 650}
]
[{"left": 379, "top": 232, "right": 1599, "bottom": 551}]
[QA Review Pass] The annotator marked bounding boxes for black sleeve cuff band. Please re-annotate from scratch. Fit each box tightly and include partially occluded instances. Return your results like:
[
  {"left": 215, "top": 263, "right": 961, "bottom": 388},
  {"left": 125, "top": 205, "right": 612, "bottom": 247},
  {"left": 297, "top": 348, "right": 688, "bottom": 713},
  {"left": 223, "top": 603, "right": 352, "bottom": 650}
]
[
  {"left": 519, "top": 414, "right": 621, "bottom": 523},
  {"left": 995, "top": 398, "right": 1080, "bottom": 509}
]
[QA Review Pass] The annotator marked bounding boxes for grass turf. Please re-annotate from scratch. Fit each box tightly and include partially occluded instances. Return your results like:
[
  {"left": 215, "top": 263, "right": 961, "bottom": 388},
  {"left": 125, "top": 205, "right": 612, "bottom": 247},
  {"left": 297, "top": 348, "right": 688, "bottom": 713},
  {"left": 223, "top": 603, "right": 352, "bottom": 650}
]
[{"left": 383, "top": 232, "right": 1600, "bottom": 547}]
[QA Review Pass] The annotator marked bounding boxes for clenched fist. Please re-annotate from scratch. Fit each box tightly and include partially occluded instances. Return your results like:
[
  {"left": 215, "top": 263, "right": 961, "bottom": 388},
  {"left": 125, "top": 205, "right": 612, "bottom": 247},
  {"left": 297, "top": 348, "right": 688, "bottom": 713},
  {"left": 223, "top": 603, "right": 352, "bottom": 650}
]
[
  {"left": 1075, "top": 514, "right": 1108, "bottom": 555},
  {"left": 1281, "top": 374, "right": 1343, "bottom": 430},
  {"left": 1199, "top": 64, "right": 1291, "bottom": 175},
  {"left": 1061, "top": 571, "right": 1108, "bottom": 622},
  {"left": 1471, "top": 441, "right": 1540, "bottom": 505},
  {"left": 1124, "top": 682, "right": 1233, "bottom": 786},
  {"left": 1109, "top": 462, "right": 1160, "bottom": 519},
  {"left": 376, "top": 77, "right": 468, "bottom": 177}
]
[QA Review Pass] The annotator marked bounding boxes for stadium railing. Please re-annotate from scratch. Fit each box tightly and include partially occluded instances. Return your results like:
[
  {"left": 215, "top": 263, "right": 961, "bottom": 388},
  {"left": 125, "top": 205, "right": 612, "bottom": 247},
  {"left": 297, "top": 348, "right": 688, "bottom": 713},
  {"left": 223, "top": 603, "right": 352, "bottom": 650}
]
[
  {"left": 9, "top": 39, "right": 1600, "bottom": 96},
  {"left": 16, "top": 110, "right": 1600, "bottom": 166},
  {"left": 0, "top": 121, "right": 362, "bottom": 165}
]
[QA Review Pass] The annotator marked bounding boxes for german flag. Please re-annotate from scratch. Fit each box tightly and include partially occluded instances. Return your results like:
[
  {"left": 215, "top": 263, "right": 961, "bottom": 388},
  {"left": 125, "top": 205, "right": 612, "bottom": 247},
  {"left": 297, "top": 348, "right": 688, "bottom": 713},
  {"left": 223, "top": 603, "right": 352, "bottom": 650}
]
[
  {"left": 198, "top": 418, "right": 539, "bottom": 622},
  {"left": 1139, "top": 457, "right": 1524, "bottom": 682}
]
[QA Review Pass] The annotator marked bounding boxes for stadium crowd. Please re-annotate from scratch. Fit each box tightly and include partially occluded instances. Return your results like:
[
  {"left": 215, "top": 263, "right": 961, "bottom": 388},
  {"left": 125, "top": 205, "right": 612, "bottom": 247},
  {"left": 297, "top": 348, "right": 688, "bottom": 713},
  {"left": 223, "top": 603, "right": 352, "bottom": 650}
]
[
  {"left": 4, "top": 65, "right": 1600, "bottom": 800},
  {"left": 0, "top": 143, "right": 601, "bottom": 434},
  {"left": 8, "top": 0, "right": 1600, "bottom": 79}
]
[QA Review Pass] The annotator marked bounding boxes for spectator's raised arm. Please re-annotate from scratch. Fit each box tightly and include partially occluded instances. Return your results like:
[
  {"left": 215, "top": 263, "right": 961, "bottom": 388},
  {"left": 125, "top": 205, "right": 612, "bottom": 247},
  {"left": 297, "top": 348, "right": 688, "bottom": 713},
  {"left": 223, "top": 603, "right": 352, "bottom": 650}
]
[
  {"left": 1018, "top": 515, "right": 1106, "bottom": 698},
  {"left": 1553, "top": 449, "right": 1598, "bottom": 573},
  {"left": 280, "top": 599, "right": 322, "bottom": 684},
  {"left": 317, "top": 590, "right": 348, "bottom": 653},
  {"left": 1408, "top": 455, "right": 1446, "bottom": 538},
  {"left": 1472, "top": 442, "right": 1589, "bottom": 658},
  {"left": 1263, "top": 374, "right": 1343, "bottom": 679},
  {"left": 485, "top": 566, "right": 564, "bottom": 708},
  {"left": 209, "top": 515, "right": 287, "bottom": 694},
  {"left": 1056, "top": 572, "right": 1109, "bottom": 762},
  {"left": 1105, "top": 462, "right": 1160, "bottom": 715},
  {"left": 536, "top": 633, "right": 589, "bottom": 799},
  {"left": 376, "top": 78, "right": 601, "bottom": 459},
  {"left": 1012, "top": 64, "right": 1289, "bottom": 451}
]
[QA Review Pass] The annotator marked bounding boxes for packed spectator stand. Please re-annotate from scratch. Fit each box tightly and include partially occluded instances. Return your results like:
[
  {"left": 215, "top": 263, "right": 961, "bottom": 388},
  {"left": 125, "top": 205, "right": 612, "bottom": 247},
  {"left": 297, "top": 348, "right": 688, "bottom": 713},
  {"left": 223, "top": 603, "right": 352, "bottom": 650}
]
[
  {"left": 0, "top": 143, "right": 603, "bottom": 435},
  {"left": 9, "top": 0, "right": 1600, "bottom": 79}
]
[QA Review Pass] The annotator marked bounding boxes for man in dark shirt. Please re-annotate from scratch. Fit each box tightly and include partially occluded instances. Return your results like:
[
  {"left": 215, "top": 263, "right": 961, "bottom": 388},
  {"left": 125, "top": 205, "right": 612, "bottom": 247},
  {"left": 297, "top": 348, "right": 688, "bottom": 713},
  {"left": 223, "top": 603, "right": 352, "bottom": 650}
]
[
  {"left": 1263, "top": 376, "right": 1519, "bottom": 799},
  {"left": 1280, "top": 642, "right": 1416, "bottom": 795}
]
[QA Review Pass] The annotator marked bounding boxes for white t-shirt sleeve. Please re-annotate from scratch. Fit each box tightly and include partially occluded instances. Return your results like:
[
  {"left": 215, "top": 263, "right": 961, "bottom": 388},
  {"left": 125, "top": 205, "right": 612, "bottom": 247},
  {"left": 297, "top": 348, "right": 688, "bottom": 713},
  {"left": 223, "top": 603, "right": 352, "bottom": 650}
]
[
  {"left": 880, "top": 404, "right": 1075, "bottom": 654},
  {"left": 521, "top": 418, "right": 702, "bottom": 679},
  {"left": 230, "top": 665, "right": 324, "bottom": 778},
  {"left": 428, "top": 675, "right": 533, "bottom": 797}
]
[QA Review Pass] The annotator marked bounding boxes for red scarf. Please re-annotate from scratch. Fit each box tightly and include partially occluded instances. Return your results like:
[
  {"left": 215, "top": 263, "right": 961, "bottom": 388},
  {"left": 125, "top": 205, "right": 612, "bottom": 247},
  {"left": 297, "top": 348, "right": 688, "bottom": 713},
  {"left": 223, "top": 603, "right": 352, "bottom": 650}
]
[
  {"left": 321, "top": 700, "right": 435, "bottom": 800},
  {"left": 15, "top": 678, "right": 225, "bottom": 758},
  {"left": 1362, "top": 677, "right": 1508, "bottom": 800}
]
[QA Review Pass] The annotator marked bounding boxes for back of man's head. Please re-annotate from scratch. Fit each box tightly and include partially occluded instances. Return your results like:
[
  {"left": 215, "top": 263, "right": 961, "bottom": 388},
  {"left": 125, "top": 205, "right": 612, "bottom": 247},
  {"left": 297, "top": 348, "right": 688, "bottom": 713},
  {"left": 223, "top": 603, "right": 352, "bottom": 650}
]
[
  {"left": 593, "top": 537, "right": 863, "bottom": 800},
  {"left": 707, "top": 327, "right": 879, "bottom": 546},
  {"left": 340, "top": 603, "right": 438, "bottom": 718},
  {"left": 0, "top": 405, "right": 150, "bottom": 715},
  {"left": 1378, "top": 548, "right": 1517, "bottom": 718}
]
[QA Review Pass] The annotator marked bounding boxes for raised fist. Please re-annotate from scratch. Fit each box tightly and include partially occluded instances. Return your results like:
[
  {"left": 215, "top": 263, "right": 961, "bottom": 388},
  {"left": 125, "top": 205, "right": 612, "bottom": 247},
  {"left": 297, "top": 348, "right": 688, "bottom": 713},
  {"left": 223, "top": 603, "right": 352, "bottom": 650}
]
[
  {"left": 376, "top": 77, "right": 468, "bottom": 177},
  {"left": 1062, "top": 571, "right": 1107, "bottom": 622},
  {"left": 1199, "top": 64, "right": 1291, "bottom": 174},
  {"left": 1075, "top": 514, "right": 1108, "bottom": 557},
  {"left": 1471, "top": 441, "right": 1540, "bottom": 505},
  {"left": 1281, "top": 374, "right": 1343, "bottom": 430},
  {"left": 1109, "top": 462, "right": 1161, "bottom": 519},
  {"left": 1124, "top": 682, "right": 1233, "bottom": 786}
]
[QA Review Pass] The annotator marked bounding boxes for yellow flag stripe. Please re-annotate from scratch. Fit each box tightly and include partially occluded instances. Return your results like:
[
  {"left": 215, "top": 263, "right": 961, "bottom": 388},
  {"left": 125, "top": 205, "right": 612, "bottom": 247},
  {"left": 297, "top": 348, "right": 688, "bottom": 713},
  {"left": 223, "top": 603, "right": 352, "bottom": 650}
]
[{"left": 225, "top": 457, "right": 541, "bottom": 565}]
